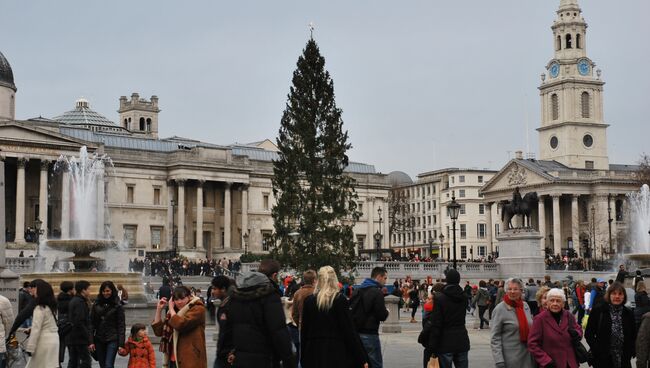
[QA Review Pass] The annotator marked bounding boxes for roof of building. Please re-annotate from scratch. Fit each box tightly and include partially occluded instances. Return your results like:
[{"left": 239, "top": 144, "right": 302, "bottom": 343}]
[
  {"left": 53, "top": 99, "right": 117, "bottom": 127},
  {"left": 0, "top": 51, "right": 16, "bottom": 91},
  {"left": 387, "top": 171, "right": 413, "bottom": 186}
]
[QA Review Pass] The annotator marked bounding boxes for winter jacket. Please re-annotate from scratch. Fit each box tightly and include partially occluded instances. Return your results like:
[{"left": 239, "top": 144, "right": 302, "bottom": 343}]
[
  {"left": 57, "top": 292, "right": 73, "bottom": 319},
  {"left": 0, "top": 295, "right": 14, "bottom": 353},
  {"left": 473, "top": 287, "right": 490, "bottom": 307},
  {"left": 635, "top": 291, "right": 650, "bottom": 329},
  {"left": 91, "top": 299, "right": 126, "bottom": 347},
  {"left": 585, "top": 303, "right": 636, "bottom": 368},
  {"left": 527, "top": 309, "right": 582, "bottom": 368},
  {"left": 636, "top": 312, "right": 650, "bottom": 368},
  {"left": 490, "top": 300, "right": 535, "bottom": 368},
  {"left": 226, "top": 272, "right": 294, "bottom": 368},
  {"left": 65, "top": 295, "right": 92, "bottom": 345},
  {"left": 118, "top": 336, "right": 156, "bottom": 368},
  {"left": 9, "top": 298, "right": 36, "bottom": 336},
  {"left": 350, "top": 278, "right": 389, "bottom": 335},
  {"left": 25, "top": 305, "right": 59, "bottom": 368},
  {"left": 300, "top": 294, "right": 368, "bottom": 368},
  {"left": 291, "top": 284, "right": 315, "bottom": 328},
  {"left": 426, "top": 284, "right": 470, "bottom": 354},
  {"left": 216, "top": 286, "right": 235, "bottom": 360},
  {"left": 152, "top": 297, "right": 207, "bottom": 368}
]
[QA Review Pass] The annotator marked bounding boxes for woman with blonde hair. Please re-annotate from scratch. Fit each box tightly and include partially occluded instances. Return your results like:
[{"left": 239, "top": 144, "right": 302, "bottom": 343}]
[
  {"left": 300, "top": 266, "right": 369, "bottom": 368},
  {"left": 535, "top": 286, "right": 551, "bottom": 313}
]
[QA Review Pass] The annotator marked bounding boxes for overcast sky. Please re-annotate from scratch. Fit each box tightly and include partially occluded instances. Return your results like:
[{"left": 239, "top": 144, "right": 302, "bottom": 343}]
[{"left": 2, "top": 1, "right": 649, "bottom": 178}]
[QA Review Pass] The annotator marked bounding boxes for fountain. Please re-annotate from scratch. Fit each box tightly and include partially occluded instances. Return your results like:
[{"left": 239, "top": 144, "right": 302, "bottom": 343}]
[
  {"left": 22, "top": 147, "right": 148, "bottom": 303},
  {"left": 624, "top": 184, "right": 650, "bottom": 268}
]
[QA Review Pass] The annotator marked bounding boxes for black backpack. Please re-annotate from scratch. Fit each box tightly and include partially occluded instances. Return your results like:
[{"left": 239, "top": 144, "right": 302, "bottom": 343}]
[{"left": 349, "top": 288, "right": 369, "bottom": 330}]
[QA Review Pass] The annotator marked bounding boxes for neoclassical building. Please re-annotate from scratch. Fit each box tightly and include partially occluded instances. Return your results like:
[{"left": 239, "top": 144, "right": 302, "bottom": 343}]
[
  {"left": 481, "top": 0, "right": 639, "bottom": 260},
  {"left": 0, "top": 51, "right": 390, "bottom": 259}
]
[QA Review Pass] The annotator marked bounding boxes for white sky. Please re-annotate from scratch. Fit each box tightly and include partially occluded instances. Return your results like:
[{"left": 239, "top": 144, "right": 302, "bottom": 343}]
[{"left": 2, "top": 0, "right": 649, "bottom": 177}]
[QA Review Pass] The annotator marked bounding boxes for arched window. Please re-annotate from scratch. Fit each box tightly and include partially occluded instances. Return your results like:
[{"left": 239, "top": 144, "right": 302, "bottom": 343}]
[
  {"left": 576, "top": 34, "right": 582, "bottom": 49},
  {"left": 565, "top": 34, "right": 572, "bottom": 49},
  {"left": 146, "top": 118, "right": 152, "bottom": 132},
  {"left": 123, "top": 118, "right": 128, "bottom": 129},
  {"left": 139, "top": 117, "right": 145, "bottom": 131},
  {"left": 556, "top": 36, "right": 561, "bottom": 51},
  {"left": 551, "top": 94, "right": 559, "bottom": 120},
  {"left": 581, "top": 92, "right": 590, "bottom": 118}
]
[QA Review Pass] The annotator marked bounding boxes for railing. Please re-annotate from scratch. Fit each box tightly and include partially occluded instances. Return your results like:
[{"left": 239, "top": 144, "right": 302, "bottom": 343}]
[{"left": 5, "top": 257, "right": 46, "bottom": 274}]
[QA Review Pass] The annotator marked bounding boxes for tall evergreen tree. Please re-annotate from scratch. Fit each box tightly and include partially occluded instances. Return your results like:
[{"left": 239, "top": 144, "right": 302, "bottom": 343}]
[{"left": 272, "top": 38, "right": 360, "bottom": 274}]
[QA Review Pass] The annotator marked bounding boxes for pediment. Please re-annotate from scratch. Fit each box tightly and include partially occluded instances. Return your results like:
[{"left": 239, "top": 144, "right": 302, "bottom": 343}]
[
  {"left": 0, "top": 122, "right": 93, "bottom": 151},
  {"left": 482, "top": 160, "right": 553, "bottom": 194}
]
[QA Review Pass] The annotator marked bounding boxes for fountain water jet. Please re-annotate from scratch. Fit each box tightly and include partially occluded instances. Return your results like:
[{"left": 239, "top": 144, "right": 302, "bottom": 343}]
[{"left": 624, "top": 184, "right": 650, "bottom": 267}]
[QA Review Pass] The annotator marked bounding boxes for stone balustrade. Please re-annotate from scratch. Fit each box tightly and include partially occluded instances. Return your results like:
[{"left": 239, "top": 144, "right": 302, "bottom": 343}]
[{"left": 5, "top": 257, "right": 46, "bottom": 273}]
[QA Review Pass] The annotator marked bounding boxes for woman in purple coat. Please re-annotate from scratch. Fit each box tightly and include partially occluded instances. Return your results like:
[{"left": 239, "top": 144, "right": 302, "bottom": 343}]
[{"left": 527, "top": 288, "right": 582, "bottom": 368}]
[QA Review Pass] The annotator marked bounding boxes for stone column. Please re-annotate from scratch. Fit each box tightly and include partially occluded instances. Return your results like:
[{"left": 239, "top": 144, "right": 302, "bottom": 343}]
[
  {"left": 61, "top": 171, "right": 70, "bottom": 239},
  {"left": 486, "top": 202, "right": 493, "bottom": 253},
  {"left": 14, "top": 158, "right": 27, "bottom": 244},
  {"left": 177, "top": 180, "right": 186, "bottom": 249},
  {"left": 0, "top": 157, "right": 5, "bottom": 266},
  {"left": 196, "top": 180, "right": 204, "bottom": 249},
  {"left": 167, "top": 181, "right": 174, "bottom": 249},
  {"left": 611, "top": 195, "right": 618, "bottom": 254},
  {"left": 597, "top": 194, "right": 610, "bottom": 258},
  {"left": 552, "top": 194, "right": 562, "bottom": 255},
  {"left": 0, "top": 157, "right": 19, "bottom": 313},
  {"left": 38, "top": 160, "right": 49, "bottom": 240},
  {"left": 224, "top": 182, "right": 232, "bottom": 251},
  {"left": 241, "top": 185, "right": 249, "bottom": 245},
  {"left": 571, "top": 195, "right": 580, "bottom": 257},
  {"left": 366, "top": 196, "right": 374, "bottom": 250},
  {"left": 538, "top": 196, "right": 546, "bottom": 251}
]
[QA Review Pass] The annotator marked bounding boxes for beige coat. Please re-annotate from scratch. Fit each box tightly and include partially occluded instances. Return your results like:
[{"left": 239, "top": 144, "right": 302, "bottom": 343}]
[
  {"left": 25, "top": 305, "right": 60, "bottom": 368},
  {"left": 0, "top": 295, "right": 14, "bottom": 353}
]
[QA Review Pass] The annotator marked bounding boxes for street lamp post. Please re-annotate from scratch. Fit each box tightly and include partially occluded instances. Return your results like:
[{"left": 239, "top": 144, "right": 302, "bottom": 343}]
[
  {"left": 34, "top": 218, "right": 44, "bottom": 257},
  {"left": 428, "top": 237, "right": 434, "bottom": 260},
  {"left": 439, "top": 233, "right": 445, "bottom": 261},
  {"left": 377, "top": 207, "right": 383, "bottom": 259},
  {"left": 447, "top": 196, "right": 461, "bottom": 269}
]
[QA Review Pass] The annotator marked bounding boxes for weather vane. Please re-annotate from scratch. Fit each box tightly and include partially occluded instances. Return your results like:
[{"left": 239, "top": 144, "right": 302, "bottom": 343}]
[{"left": 308, "top": 22, "right": 315, "bottom": 39}]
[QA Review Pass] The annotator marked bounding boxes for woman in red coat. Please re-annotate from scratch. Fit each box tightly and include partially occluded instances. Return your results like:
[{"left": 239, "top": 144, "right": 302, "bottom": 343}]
[{"left": 527, "top": 288, "right": 582, "bottom": 368}]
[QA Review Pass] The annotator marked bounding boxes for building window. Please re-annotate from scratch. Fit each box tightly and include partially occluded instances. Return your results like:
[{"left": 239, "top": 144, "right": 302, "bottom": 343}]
[
  {"left": 478, "top": 246, "right": 486, "bottom": 257},
  {"left": 551, "top": 94, "right": 559, "bottom": 120},
  {"left": 451, "top": 177, "right": 455, "bottom": 184},
  {"left": 428, "top": 216, "right": 431, "bottom": 225},
  {"left": 460, "top": 224, "right": 467, "bottom": 239},
  {"left": 585, "top": 161, "right": 594, "bottom": 169},
  {"left": 262, "top": 230, "right": 272, "bottom": 251},
  {"left": 565, "top": 33, "right": 572, "bottom": 48},
  {"left": 615, "top": 199, "right": 624, "bottom": 221},
  {"left": 461, "top": 246, "right": 467, "bottom": 259},
  {"left": 139, "top": 117, "right": 145, "bottom": 130},
  {"left": 479, "top": 204, "right": 485, "bottom": 214},
  {"left": 427, "top": 186, "right": 430, "bottom": 195},
  {"left": 459, "top": 175, "right": 465, "bottom": 183},
  {"left": 356, "top": 235, "right": 366, "bottom": 250},
  {"left": 123, "top": 225, "right": 137, "bottom": 248},
  {"left": 263, "top": 194, "right": 270, "bottom": 210},
  {"left": 478, "top": 175, "right": 483, "bottom": 183},
  {"left": 556, "top": 35, "right": 561, "bottom": 51},
  {"left": 581, "top": 92, "right": 590, "bottom": 118},
  {"left": 150, "top": 226, "right": 163, "bottom": 249},
  {"left": 153, "top": 188, "right": 161, "bottom": 205},
  {"left": 460, "top": 204, "right": 466, "bottom": 215},
  {"left": 146, "top": 118, "right": 152, "bottom": 132},
  {"left": 477, "top": 223, "right": 486, "bottom": 239},
  {"left": 459, "top": 189, "right": 466, "bottom": 198},
  {"left": 432, "top": 185, "right": 436, "bottom": 194},
  {"left": 576, "top": 34, "right": 581, "bottom": 49},
  {"left": 433, "top": 200, "right": 436, "bottom": 209},
  {"left": 127, "top": 185, "right": 134, "bottom": 204},
  {"left": 495, "top": 223, "right": 500, "bottom": 236},
  {"left": 433, "top": 215, "right": 437, "bottom": 224},
  {"left": 428, "top": 201, "right": 431, "bottom": 210}
]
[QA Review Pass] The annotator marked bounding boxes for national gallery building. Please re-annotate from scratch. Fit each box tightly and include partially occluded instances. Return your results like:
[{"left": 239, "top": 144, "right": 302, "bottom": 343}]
[{"left": 0, "top": 51, "right": 390, "bottom": 259}]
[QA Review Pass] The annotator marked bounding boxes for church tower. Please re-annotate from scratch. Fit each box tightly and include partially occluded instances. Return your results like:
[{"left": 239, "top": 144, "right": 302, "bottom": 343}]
[
  {"left": 118, "top": 93, "right": 160, "bottom": 138},
  {"left": 538, "top": 0, "right": 609, "bottom": 170}
]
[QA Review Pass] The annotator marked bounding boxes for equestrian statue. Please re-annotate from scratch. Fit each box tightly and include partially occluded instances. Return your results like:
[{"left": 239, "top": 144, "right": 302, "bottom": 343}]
[{"left": 501, "top": 187, "right": 539, "bottom": 229}]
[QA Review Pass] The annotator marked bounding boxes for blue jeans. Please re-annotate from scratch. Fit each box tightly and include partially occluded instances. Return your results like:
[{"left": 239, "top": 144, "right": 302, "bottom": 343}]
[
  {"left": 437, "top": 351, "right": 468, "bottom": 368},
  {"left": 359, "top": 334, "right": 382, "bottom": 368},
  {"left": 213, "top": 357, "right": 227, "bottom": 368},
  {"left": 95, "top": 340, "right": 118, "bottom": 368}
]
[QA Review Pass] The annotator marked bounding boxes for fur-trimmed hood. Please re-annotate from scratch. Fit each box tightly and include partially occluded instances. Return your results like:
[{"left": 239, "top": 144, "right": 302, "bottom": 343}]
[{"left": 233, "top": 271, "right": 278, "bottom": 301}]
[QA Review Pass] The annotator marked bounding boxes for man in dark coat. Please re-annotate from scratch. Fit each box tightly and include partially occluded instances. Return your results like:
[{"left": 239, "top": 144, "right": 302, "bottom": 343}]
[
  {"left": 616, "top": 264, "right": 628, "bottom": 284},
  {"left": 9, "top": 281, "right": 36, "bottom": 336},
  {"left": 66, "top": 280, "right": 93, "bottom": 368},
  {"left": 226, "top": 259, "right": 294, "bottom": 367},
  {"left": 212, "top": 275, "right": 235, "bottom": 368},
  {"left": 57, "top": 281, "right": 75, "bottom": 365},
  {"left": 350, "top": 266, "right": 389, "bottom": 368},
  {"left": 426, "top": 269, "right": 470, "bottom": 368}
]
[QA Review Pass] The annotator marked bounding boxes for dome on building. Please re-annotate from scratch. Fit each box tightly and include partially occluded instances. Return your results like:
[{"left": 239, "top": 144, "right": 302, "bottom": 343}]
[
  {"left": 0, "top": 51, "right": 17, "bottom": 91},
  {"left": 54, "top": 98, "right": 117, "bottom": 127},
  {"left": 387, "top": 171, "right": 413, "bottom": 187}
]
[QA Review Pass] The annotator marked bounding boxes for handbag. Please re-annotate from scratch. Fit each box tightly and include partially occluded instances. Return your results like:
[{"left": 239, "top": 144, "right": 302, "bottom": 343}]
[{"left": 568, "top": 323, "right": 591, "bottom": 364}]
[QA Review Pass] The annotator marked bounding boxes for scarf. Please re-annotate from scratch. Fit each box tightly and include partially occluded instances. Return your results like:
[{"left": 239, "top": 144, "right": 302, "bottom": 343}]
[
  {"left": 504, "top": 294, "right": 529, "bottom": 342},
  {"left": 610, "top": 304, "right": 624, "bottom": 368},
  {"left": 160, "top": 297, "right": 201, "bottom": 368}
]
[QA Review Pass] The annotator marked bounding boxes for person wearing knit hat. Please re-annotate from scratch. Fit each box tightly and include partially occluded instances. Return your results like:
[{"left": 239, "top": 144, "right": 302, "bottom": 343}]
[{"left": 422, "top": 269, "right": 470, "bottom": 368}]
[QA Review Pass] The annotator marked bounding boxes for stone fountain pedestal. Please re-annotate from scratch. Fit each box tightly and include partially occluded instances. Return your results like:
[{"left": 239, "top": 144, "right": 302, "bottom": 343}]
[{"left": 496, "top": 229, "right": 545, "bottom": 279}]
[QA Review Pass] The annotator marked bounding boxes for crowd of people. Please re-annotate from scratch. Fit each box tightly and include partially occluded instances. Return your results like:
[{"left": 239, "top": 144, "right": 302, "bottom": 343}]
[
  {"left": 8, "top": 260, "right": 650, "bottom": 368},
  {"left": 357, "top": 254, "right": 498, "bottom": 263},
  {"left": 128, "top": 257, "right": 241, "bottom": 278}
]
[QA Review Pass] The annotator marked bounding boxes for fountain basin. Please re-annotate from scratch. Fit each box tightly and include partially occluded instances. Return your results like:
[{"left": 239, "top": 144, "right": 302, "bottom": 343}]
[
  {"left": 625, "top": 253, "right": 650, "bottom": 268},
  {"left": 45, "top": 239, "right": 119, "bottom": 271}
]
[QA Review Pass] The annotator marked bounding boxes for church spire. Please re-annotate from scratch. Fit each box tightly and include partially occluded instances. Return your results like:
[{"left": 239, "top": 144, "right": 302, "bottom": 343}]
[{"left": 552, "top": 0, "right": 587, "bottom": 60}]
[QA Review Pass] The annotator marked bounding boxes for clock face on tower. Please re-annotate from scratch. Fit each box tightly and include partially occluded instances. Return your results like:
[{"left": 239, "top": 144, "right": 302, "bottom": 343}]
[
  {"left": 578, "top": 59, "right": 591, "bottom": 76},
  {"left": 549, "top": 62, "right": 560, "bottom": 78}
]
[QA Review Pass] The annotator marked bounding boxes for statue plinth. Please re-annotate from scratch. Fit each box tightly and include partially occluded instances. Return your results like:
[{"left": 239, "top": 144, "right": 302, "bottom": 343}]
[{"left": 496, "top": 229, "right": 545, "bottom": 279}]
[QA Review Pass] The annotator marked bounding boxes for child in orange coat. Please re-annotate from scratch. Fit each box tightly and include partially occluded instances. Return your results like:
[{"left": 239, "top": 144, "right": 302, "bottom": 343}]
[{"left": 118, "top": 323, "right": 156, "bottom": 368}]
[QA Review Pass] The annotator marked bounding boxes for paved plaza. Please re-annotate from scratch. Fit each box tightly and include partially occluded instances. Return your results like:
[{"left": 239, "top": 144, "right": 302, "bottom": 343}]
[{"left": 12, "top": 306, "right": 595, "bottom": 368}]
